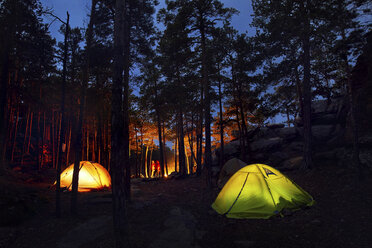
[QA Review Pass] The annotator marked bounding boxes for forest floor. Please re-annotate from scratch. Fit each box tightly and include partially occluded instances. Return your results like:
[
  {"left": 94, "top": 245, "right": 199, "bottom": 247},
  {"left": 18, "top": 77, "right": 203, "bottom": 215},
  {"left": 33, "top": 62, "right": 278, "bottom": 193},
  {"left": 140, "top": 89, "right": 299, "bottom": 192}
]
[{"left": 0, "top": 164, "right": 372, "bottom": 248}]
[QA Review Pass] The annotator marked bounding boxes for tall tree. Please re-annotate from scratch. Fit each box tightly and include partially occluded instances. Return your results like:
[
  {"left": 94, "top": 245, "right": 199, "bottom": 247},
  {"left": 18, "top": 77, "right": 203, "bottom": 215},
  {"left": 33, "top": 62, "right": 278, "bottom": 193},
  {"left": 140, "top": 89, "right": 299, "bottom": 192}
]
[
  {"left": 55, "top": 12, "right": 70, "bottom": 218},
  {"left": 160, "top": 0, "right": 236, "bottom": 183},
  {"left": 139, "top": 56, "right": 166, "bottom": 177},
  {"left": 251, "top": 0, "right": 332, "bottom": 169},
  {"left": 111, "top": 0, "right": 129, "bottom": 246},
  {"left": 0, "top": 0, "right": 55, "bottom": 170},
  {"left": 71, "top": 0, "right": 98, "bottom": 215},
  {"left": 329, "top": 0, "right": 371, "bottom": 176}
]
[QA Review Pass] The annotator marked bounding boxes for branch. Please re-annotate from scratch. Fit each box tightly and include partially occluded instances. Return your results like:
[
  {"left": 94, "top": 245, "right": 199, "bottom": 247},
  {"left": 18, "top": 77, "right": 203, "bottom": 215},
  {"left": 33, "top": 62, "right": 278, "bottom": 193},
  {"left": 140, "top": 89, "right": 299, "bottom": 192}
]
[{"left": 42, "top": 7, "right": 68, "bottom": 25}]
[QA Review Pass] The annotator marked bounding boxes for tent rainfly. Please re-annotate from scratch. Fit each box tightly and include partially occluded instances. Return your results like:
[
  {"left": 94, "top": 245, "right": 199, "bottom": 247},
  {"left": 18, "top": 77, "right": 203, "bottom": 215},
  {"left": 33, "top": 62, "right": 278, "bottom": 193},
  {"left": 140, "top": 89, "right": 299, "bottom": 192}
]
[
  {"left": 59, "top": 161, "right": 111, "bottom": 192},
  {"left": 212, "top": 164, "right": 314, "bottom": 219}
]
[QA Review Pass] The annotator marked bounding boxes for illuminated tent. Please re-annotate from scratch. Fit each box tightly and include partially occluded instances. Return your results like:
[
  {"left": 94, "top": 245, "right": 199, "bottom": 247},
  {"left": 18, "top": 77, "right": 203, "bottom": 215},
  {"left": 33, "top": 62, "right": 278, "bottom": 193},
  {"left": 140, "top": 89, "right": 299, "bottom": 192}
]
[
  {"left": 59, "top": 161, "right": 111, "bottom": 192},
  {"left": 217, "top": 158, "right": 247, "bottom": 188},
  {"left": 212, "top": 164, "right": 314, "bottom": 219}
]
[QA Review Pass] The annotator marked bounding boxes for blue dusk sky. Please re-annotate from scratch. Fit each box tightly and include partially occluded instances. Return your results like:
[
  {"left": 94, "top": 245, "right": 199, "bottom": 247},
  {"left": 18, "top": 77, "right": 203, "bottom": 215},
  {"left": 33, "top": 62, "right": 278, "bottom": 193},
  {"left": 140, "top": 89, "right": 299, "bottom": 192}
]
[
  {"left": 40, "top": 0, "right": 254, "bottom": 42},
  {"left": 39, "top": 0, "right": 283, "bottom": 124}
]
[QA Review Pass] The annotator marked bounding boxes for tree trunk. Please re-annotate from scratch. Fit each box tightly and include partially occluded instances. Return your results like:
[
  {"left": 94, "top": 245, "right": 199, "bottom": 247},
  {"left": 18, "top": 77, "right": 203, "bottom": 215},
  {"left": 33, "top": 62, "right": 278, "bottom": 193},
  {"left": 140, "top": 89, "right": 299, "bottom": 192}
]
[
  {"left": 71, "top": 1, "right": 94, "bottom": 214},
  {"left": 27, "top": 112, "right": 33, "bottom": 154},
  {"left": 155, "top": 82, "right": 165, "bottom": 177},
  {"left": 135, "top": 126, "right": 139, "bottom": 177},
  {"left": 300, "top": 1, "right": 313, "bottom": 170},
  {"left": 200, "top": 19, "right": 212, "bottom": 187},
  {"left": 341, "top": 28, "right": 362, "bottom": 177},
  {"left": 123, "top": 5, "right": 131, "bottom": 199},
  {"left": 111, "top": 0, "right": 129, "bottom": 246},
  {"left": 174, "top": 137, "right": 178, "bottom": 173},
  {"left": 178, "top": 111, "right": 186, "bottom": 177},
  {"left": 218, "top": 72, "right": 224, "bottom": 168},
  {"left": 0, "top": 23, "right": 12, "bottom": 167},
  {"left": 162, "top": 122, "right": 168, "bottom": 176},
  {"left": 56, "top": 12, "right": 70, "bottom": 218},
  {"left": 21, "top": 109, "right": 30, "bottom": 166},
  {"left": 196, "top": 83, "right": 203, "bottom": 176},
  {"left": 11, "top": 107, "right": 19, "bottom": 163}
]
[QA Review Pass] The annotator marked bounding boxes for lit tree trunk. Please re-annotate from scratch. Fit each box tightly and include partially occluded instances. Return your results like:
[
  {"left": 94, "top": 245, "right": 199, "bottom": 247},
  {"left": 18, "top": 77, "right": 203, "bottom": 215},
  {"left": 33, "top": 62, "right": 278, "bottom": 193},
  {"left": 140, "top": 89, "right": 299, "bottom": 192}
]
[
  {"left": 111, "top": 0, "right": 129, "bottom": 246},
  {"left": 40, "top": 112, "right": 46, "bottom": 169},
  {"left": 149, "top": 143, "right": 154, "bottom": 177},
  {"left": 11, "top": 107, "right": 19, "bottom": 163},
  {"left": 36, "top": 108, "right": 41, "bottom": 170},
  {"left": 66, "top": 124, "right": 72, "bottom": 166},
  {"left": 174, "top": 137, "right": 178, "bottom": 173},
  {"left": 21, "top": 109, "right": 30, "bottom": 166},
  {"left": 86, "top": 122, "right": 89, "bottom": 160},
  {"left": 178, "top": 110, "right": 186, "bottom": 177},
  {"left": 27, "top": 112, "right": 33, "bottom": 154},
  {"left": 135, "top": 126, "right": 139, "bottom": 177},
  {"left": 154, "top": 80, "right": 165, "bottom": 177},
  {"left": 144, "top": 144, "right": 149, "bottom": 177},
  {"left": 162, "top": 122, "right": 168, "bottom": 176}
]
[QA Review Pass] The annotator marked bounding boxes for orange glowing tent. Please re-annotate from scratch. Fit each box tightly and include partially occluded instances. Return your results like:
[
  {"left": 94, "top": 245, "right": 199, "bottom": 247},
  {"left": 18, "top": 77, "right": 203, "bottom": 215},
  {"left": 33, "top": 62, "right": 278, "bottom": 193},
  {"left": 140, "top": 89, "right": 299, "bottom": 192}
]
[{"left": 59, "top": 161, "right": 111, "bottom": 192}]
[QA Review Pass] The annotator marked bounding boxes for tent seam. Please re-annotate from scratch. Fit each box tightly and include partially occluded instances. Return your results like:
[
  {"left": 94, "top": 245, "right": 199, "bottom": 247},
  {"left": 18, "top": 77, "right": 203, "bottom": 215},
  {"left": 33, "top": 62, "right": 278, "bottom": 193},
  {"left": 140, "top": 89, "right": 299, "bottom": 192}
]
[
  {"left": 224, "top": 172, "right": 250, "bottom": 215},
  {"left": 256, "top": 164, "right": 277, "bottom": 210}
]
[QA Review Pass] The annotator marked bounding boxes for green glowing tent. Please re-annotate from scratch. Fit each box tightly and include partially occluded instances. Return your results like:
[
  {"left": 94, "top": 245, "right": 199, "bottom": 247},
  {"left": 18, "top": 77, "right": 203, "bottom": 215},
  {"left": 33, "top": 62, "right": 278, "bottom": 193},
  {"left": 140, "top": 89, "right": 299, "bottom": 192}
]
[{"left": 211, "top": 164, "right": 314, "bottom": 219}]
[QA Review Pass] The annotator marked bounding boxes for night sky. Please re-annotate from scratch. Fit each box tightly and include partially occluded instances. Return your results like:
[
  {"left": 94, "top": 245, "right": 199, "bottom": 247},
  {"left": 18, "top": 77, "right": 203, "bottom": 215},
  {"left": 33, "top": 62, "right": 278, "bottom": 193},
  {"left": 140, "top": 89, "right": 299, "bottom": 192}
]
[{"left": 40, "top": 0, "right": 254, "bottom": 42}]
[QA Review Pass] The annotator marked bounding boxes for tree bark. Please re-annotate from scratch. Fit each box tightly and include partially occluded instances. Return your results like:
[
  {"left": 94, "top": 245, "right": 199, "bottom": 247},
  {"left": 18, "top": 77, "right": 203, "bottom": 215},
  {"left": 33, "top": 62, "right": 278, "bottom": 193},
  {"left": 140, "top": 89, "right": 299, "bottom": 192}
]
[
  {"left": 200, "top": 18, "right": 212, "bottom": 187},
  {"left": 55, "top": 12, "right": 69, "bottom": 218},
  {"left": 300, "top": 1, "right": 313, "bottom": 170},
  {"left": 123, "top": 4, "right": 131, "bottom": 198},
  {"left": 341, "top": 28, "right": 362, "bottom": 177},
  {"left": 178, "top": 110, "right": 186, "bottom": 177},
  {"left": 155, "top": 81, "right": 165, "bottom": 178},
  {"left": 218, "top": 70, "right": 224, "bottom": 168},
  {"left": 71, "top": 0, "right": 95, "bottom": 215},
  {"left": 111, "top": 0, "right": 129, "bottom": 246}
]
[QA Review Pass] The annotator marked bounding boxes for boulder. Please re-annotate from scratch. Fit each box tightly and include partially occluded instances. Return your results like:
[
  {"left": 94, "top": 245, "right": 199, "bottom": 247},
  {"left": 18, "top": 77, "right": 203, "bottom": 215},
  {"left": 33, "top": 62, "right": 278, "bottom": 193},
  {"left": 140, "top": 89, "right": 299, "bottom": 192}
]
[
  {"left": 313, "top": 150, "right": 337, "bottom": 163},
  {"left": 251, "top": 153, "right": 266, "bottom": 162},
  {"left": 223, "top": 140, "right": 240, "bottom": 156},
  {"left": 250, "top": 137, "right": 283, "bottom": 152},
  {"left": 312, "top": 125, "right": 335, "bottom": 141},
  {"left": 286, "top": 141, "right": 303, "bottom": 153},
  {"left": 312, "top": 98, "right": 343, "bottom": 114},
  {"left": 277, "top": 127, "right": 298, "bottom": 140},
  {"left": 359, "top": 135, "right": 372, "bottom": 147},
  {"left": 312, "top": 113, "right": 339, "bottom": 125},
  {"left": 267, "top": 152, "right": 290, "bottom": 165},
  {"left": 266, "top": 123, "right": 285, "bottom": 129},
  {"left": 360, "top": 150, "right": 372, "bottom": 170},
  {"left": 211, "top": 166, "right": 220, "bottom": 177},
  {"left": 281, "top": 156, "right": 303, "bottom": 170}
]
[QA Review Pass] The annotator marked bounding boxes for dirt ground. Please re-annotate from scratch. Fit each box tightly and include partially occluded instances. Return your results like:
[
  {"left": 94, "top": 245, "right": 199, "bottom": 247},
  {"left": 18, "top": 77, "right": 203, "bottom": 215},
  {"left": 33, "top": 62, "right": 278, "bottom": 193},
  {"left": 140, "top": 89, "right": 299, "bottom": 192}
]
[{"left": 0, "top": 164, "right": 371, "bottom": 248}]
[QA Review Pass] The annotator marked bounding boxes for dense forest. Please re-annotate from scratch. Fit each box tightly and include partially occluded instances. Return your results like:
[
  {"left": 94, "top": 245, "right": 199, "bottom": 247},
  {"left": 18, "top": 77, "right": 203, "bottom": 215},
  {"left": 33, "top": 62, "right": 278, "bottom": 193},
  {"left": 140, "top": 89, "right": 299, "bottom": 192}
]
[{"left": 0, "top": 0, "right": 371, "bottom": 247}]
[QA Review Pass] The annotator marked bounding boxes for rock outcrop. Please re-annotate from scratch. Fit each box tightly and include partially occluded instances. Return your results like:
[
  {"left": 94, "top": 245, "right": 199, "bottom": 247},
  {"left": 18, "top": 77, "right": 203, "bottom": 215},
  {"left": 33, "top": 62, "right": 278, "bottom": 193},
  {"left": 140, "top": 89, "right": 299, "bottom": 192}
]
[{"left": 215, "top": 97, "right": 372, "bottom": 171}]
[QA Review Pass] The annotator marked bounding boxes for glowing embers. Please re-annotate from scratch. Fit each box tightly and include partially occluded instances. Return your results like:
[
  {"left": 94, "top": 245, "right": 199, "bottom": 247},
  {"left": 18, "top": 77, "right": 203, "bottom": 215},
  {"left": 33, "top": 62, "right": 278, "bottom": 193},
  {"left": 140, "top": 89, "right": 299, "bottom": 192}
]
[{"left": 59, "top": 161, "right": 111, "bottom": 192}]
